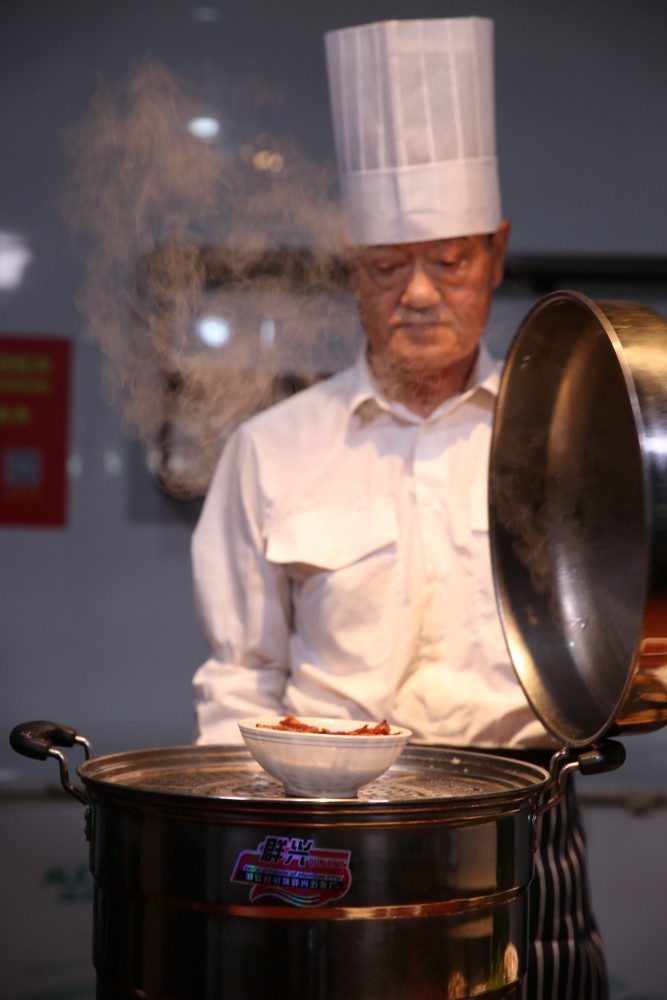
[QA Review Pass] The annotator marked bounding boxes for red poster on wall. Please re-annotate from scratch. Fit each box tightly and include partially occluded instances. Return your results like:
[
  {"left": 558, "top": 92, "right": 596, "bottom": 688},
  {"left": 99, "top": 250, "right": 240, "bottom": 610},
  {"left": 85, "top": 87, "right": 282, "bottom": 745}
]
[{"left": 0, "top": 335, "right": 72, "bottom": 528}]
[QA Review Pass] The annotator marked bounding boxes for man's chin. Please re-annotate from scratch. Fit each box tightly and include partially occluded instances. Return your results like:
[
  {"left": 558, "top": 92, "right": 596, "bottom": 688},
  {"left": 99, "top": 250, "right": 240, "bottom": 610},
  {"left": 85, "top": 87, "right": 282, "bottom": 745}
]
[
  {"left": 389, "top": 347, "right": 465, "bottom": 376},
  {"left": 368, "top": 336, "right": 475, "bottom": 370}
]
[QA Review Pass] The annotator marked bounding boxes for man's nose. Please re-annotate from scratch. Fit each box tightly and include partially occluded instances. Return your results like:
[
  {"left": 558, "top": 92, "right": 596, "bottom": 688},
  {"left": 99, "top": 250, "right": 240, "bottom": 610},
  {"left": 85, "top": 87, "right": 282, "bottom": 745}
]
[{"left": 400, "top": 263, "right": 441, "bottom": 309}]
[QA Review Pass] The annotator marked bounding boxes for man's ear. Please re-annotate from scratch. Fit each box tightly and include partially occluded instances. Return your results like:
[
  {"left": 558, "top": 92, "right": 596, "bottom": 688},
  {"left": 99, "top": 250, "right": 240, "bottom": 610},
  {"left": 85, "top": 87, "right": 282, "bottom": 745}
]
[{"left": 490, "top": 220, "right": 511, "bottom": 290}]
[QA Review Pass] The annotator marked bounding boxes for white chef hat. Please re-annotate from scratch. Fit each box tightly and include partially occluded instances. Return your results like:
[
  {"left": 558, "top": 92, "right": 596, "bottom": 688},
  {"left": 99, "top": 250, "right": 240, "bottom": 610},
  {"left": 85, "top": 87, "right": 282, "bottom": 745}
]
[{"left": 324, "top": 17, "right": 501, "bottom": 246}]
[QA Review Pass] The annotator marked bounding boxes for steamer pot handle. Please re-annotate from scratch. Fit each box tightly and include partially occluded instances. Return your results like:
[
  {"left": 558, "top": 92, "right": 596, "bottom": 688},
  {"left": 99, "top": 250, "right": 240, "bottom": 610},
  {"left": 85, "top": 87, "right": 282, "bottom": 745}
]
[
  {"left": 9, "top": 720, "right": 92, "bottom": 806},
  {"left": 538, "top": 738, "right": 626, "bottom": 815},
  {"left": 577, "top": 739, "right": 626, "bottom": 775}
]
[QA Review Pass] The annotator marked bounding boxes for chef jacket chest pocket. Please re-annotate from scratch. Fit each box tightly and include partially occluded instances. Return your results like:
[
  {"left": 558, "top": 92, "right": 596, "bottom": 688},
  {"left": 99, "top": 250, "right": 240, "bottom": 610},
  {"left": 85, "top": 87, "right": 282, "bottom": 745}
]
[{"left": 265, "top": 499, "right": 400, "bottom": 666}]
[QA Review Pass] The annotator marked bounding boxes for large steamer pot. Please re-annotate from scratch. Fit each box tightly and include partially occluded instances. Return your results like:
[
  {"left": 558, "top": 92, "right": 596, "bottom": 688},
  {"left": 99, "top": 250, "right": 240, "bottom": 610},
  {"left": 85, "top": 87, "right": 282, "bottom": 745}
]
[
  {"left": 11, "top": 291, "right": 666, "bottom": 999},
  {"left": 10, "top": 720, "right": 618, "bottom": 1000},
  {"left": 489, "top": 290, "right": 667, "bottom": 746}
]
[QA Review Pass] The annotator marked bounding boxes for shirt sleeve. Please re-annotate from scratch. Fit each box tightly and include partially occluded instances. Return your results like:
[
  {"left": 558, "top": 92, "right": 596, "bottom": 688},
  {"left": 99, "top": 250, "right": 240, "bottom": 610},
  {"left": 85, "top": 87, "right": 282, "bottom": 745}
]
[{"left": 191, "top": 426, "right": 292, "bottom": 744}]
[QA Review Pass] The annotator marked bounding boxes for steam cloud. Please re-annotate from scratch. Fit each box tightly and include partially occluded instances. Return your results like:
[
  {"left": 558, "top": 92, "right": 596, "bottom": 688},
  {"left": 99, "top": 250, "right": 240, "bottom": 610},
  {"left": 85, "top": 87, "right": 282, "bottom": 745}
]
[{"left": 62, "top": 62, "right": 360, "bottom": 498}]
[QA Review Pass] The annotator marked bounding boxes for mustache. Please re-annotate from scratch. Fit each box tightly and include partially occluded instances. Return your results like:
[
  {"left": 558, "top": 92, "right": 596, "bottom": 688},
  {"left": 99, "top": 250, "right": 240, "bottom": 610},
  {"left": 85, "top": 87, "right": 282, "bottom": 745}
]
[{"left": 390, "top": 310, "right": 455, "bottom": 327}]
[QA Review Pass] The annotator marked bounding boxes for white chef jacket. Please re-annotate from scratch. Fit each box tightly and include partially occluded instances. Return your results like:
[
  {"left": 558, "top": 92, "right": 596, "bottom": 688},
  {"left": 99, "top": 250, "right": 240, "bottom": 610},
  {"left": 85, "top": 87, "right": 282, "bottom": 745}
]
[{"left": 191, "top": 342, "right": 553, "bottom": 748}]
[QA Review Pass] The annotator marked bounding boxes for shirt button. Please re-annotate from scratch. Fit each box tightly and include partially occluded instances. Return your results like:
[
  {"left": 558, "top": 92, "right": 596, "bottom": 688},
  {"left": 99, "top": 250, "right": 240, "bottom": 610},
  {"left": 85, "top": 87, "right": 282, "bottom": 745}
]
[
  {"left": 427, "top": 567, "right": 440, "bottom": 582},
  {"left": 425, "top": 646, "right": 440, "bottom": 661}
]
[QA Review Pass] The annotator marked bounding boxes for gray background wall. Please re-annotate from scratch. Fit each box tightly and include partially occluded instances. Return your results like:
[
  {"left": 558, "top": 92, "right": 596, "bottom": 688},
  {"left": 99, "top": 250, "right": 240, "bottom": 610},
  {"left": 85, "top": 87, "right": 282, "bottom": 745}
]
[{"left": 1, "top": 3, "right": 666, "bottom": 998}]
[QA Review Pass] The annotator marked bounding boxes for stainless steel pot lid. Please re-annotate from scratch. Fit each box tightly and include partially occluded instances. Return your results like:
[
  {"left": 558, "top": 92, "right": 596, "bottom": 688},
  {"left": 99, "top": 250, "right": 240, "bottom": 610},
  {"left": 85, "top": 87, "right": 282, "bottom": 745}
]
[{"left": 489, "top": 290, "right": 667, "bottom": 747}]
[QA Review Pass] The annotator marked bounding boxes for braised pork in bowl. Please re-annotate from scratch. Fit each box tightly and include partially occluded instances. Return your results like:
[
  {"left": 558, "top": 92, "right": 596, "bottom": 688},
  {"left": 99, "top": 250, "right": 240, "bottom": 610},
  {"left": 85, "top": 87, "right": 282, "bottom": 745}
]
[{"left": 238, "top": 715, "right": 412, "bottom": 798}]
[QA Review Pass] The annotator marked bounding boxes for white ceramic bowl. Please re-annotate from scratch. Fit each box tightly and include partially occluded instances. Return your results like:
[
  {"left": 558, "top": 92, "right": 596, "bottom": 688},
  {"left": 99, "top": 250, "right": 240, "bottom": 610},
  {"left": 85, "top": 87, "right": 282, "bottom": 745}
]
[{"left": 238, "top": 716, "right": 412, "bottom": 798}]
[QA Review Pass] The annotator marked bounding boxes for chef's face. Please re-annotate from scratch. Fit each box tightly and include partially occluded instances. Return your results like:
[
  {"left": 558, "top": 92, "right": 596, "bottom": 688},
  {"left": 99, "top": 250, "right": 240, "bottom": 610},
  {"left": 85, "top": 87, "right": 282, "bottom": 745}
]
[{"left": 347, "top": 222, "right": 510, "bottom": 380}]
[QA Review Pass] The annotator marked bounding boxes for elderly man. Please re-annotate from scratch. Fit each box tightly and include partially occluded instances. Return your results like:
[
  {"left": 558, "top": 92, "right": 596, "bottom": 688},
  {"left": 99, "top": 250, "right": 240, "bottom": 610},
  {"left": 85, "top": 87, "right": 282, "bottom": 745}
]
[{"left": 191, "top": 18, "right": 607, "bottom": 999}]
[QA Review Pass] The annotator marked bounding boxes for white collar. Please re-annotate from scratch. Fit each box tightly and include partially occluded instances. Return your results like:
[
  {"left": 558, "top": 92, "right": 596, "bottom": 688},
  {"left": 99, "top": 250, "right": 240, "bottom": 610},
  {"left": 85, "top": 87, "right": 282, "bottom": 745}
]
[{"left": 347, "top": 341, "right": 500, "bottom": 424}]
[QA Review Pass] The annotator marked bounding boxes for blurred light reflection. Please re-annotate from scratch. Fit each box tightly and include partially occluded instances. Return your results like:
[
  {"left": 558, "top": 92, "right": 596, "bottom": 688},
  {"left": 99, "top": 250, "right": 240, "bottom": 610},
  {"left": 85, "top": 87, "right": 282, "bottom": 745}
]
[
  {"left": 103, "top": 449, "right": 123, "bottom": 476},
  {"left": 196, "top": 315, "right": 231, "bottom": 347},
  {"left": 260, "top": 317, "right": 276, "bottom": 345},
  {"left": 0, "top": 233, "right": 33, "bottom": 290},
  {"left": 67, "top": 454, "right": 83, "bottom": 478},
  {"left": 192, "top": 7, "right": 222, "bottom": 22},
  {"left": 187, "top": 116, "right": 221, "bottom": 141},
  {"left": 252, "top": 150, "right": 284, "bottom": 173}
]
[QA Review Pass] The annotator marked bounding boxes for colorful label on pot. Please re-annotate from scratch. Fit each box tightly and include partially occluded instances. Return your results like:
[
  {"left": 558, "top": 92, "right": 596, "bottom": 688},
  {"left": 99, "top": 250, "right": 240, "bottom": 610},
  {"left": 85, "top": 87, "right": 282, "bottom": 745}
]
[{"left": 231, "top": 834, "right": 352, "bottom": 907}]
